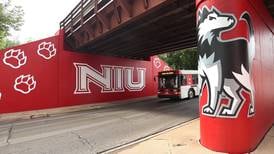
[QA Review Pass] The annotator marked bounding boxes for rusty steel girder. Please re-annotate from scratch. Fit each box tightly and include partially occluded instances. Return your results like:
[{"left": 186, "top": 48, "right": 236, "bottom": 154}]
[
  {"left": 61, "top": 0, "right": 172, "bottom": 48},
  {"left": 60, "top": 0, "right": 196, "bottom": 59}
]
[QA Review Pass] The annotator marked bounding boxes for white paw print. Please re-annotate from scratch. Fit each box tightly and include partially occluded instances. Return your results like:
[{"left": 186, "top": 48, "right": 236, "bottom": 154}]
[
  {"left": 3, "top": 49, "right": 27, "bottom": 69},
  {"left": 153, "top": 58, "right": 161, "bottom": 68},
  {"left": 14, "top": 75, "right": 36, "bottom": 94},
  {"left": 37, "top": 42, "right": 56, "bottom": 60},
  {"left": 164, "top": 65, "right": 171, "bottom": 71}
]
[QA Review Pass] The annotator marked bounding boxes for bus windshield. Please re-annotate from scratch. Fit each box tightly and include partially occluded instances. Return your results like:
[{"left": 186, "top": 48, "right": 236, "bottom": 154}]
[{"left": 158, "top": 75, "right": 179, "bottom": 89}]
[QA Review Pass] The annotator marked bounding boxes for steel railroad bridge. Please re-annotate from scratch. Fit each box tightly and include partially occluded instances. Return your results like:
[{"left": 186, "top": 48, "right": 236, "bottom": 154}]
[{"left": 60, "top": 0, "right": 274, "bottom": 59}]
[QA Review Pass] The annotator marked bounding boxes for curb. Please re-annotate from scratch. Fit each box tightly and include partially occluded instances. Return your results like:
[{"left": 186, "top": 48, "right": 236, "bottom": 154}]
[{"left": 0, "top": 96, "right": 158, "bottom": 123}]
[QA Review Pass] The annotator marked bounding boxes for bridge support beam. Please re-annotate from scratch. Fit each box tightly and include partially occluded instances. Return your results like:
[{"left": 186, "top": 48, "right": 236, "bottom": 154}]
[{"left": 197, "top": 0, "right": 274, "bottom": 153}]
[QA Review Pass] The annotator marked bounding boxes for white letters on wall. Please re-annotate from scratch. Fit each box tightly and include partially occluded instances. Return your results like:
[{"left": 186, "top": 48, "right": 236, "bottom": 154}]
[
  {"left": 124, "top": 67, "right": 146, "bottom": 91},
  {"left": 74, "top": 63, "right": 146, "bottom": 94}
]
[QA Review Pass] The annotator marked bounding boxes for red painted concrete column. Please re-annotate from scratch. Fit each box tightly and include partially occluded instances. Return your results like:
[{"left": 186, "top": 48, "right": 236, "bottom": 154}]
[{"left": 197, "top": 0, "right": 274, "bottom": 153}]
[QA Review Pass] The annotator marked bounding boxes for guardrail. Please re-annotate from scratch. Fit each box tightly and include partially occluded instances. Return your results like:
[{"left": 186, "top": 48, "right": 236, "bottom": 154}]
[{"left": 60, "top": 0, "right": 111, "bottom": 36}]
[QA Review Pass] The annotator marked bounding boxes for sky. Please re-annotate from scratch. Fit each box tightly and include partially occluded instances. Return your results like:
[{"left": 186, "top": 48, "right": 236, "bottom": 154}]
[{"left": 6, "top": 0, "right": 80, "bottom": 43}]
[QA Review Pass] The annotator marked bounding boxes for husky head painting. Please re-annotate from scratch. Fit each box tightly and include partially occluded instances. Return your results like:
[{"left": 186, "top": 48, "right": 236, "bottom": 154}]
[
  {"left": 198, "top": 7, "right": 236, "bottom": 45},
  {"left": 197, "top": 6, "right": 255, "bottom": 118}
]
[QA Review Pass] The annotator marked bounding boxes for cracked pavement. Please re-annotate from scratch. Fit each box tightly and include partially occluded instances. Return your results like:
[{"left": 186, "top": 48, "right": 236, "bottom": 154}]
[{"left": 0, "top": 97, "right": 199, "bottom": 154}]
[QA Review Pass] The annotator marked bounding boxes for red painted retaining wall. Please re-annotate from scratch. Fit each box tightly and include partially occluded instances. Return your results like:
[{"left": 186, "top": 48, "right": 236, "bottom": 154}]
[
  {"left": 0, "top": 32, "right": 170, "bottom": 114},
  {"left": 197, "top": 0, "right": 274, "bottom": 153}
]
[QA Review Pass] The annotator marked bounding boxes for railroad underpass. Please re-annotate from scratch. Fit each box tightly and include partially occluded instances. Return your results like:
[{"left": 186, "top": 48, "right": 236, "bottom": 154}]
[
  {"left": 0, "top": 0, "right": 273, "bottom": 153},
  {"left": 61, "top": 0, "right": 274, "bottom": 59},
  {"left": 61, "top": 0, "right": 196, "bottom": 59}
]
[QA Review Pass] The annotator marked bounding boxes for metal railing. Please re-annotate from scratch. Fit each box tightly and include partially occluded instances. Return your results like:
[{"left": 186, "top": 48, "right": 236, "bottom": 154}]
[{"left": 60, "top": 0, "right": 112, "bottom": 36}]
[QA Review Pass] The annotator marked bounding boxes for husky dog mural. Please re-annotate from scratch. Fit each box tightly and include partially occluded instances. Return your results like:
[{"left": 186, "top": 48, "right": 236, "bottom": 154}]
[{"left": 197, "top": 6, "right": 255, "bottom": 118}]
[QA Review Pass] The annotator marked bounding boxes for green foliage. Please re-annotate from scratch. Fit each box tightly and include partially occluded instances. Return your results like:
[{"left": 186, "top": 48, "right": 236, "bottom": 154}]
[
  {"left": 0, "top": 0, "right": 24, "bottom": 49},
  {"left": 159, "top": 48, "right": 198, "bottom": 70},
  {"left": 1, "top": 38, "right": 20, "bottom": 49}
]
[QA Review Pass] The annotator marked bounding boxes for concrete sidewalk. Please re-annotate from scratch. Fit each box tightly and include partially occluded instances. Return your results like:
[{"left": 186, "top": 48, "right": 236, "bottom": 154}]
[{"left": 112, "top": 119, "right": 274, "bottom": 154}]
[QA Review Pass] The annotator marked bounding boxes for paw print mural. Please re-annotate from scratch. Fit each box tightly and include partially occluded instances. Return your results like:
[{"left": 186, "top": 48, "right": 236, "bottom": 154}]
[
  {"left": 0, "top": 40, "right": 57, "bottom": 100},
  {"left": 3, "top": 49, "right": 27, "bottom": 69},
  {"left": 14, "top": 75, "right": 36, "bottom": 94},
  {"left": 153, "top": 57, "right": 161, "bottom": 68},
  {"left": 37, "top": 42, "right": 56, "bottom": 60},
  {"left": 164, "top": 65, "right": 171, "bottom": 71}
]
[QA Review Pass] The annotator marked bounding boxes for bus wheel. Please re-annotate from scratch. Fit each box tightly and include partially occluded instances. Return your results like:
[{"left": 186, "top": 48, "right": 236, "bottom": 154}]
[{"left": 188, "top": 89, "right": 194, "bottom": 99}]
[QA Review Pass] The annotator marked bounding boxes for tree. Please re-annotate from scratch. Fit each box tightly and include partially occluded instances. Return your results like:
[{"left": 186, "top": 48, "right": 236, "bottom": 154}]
[
  {"left": 0, "top": 0, "right": 24, "bottom": 49},
  {"left": 159, "top": 48, "right": 198, "bottom": 70},
  {"left": 2, "top": 38, "right": 19, "bottom": 48}
]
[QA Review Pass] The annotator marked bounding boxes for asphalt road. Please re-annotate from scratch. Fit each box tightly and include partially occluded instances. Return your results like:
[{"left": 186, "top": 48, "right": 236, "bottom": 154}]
[{"left": 0, "top": 97, "right": 199, "bottom": 154}]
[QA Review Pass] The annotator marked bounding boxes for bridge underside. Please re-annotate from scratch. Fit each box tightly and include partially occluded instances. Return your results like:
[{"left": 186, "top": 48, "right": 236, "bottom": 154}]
[
  {"left": 62, "top": 0, "right": 273, "bottom": 60},
  {"left": 62, "top": 0, "right": 196, "bottom": 60},
  {"left": 266, "top": 0, "right": 274, "bottom": 18}
]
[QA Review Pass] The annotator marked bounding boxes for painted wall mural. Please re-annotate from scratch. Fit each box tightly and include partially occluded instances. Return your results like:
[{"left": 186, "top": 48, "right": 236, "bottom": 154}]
[
  {"left": 3, "top": 49, "right": 27, "bottom": 69},
  {"left": 0, "top": 34, "right": 169, "bottom": 114},
  {"left": 153, "top": 57, "right": 161, "bottom": 68},
  {"left": 73, "top": 63, "right": 146, "bottom": 94},
  {"left": 37, "top": 42, "right": 57, "bottom": 60},
  {"left": 14, "top": 74, "right": 36, "bottom": 94},
  {"left": 198, "top": 6, "right": 255, "bottom": 118},
  {"left": 1, "top": 39, "right": 57, "bottom": 99},
  {"left": 197, "top": 0, "right": 274, "bottom": 153}
]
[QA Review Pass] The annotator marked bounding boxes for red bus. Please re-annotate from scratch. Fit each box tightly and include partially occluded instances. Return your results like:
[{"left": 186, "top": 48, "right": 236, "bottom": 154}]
[{"left": 158, "top": 70, "right": 198, "bottom": 99}]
